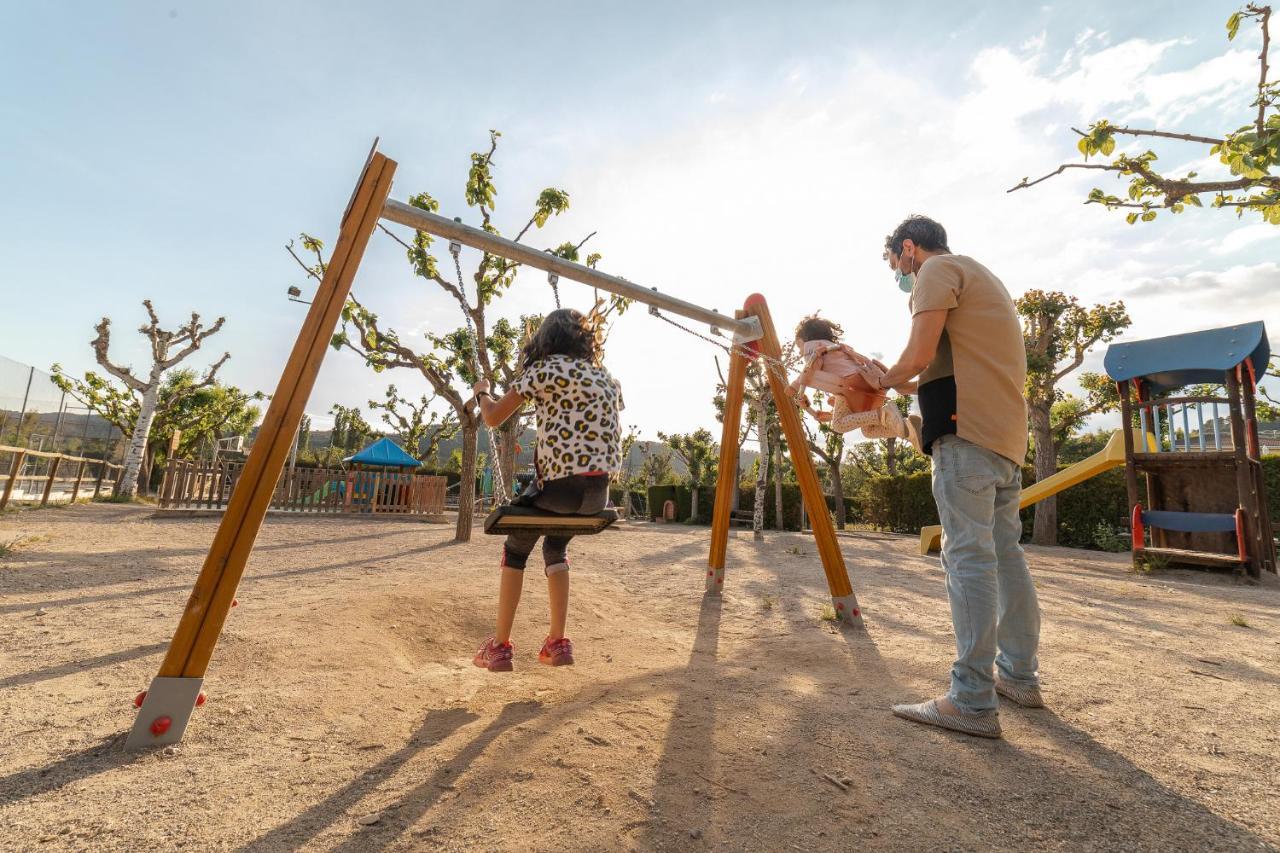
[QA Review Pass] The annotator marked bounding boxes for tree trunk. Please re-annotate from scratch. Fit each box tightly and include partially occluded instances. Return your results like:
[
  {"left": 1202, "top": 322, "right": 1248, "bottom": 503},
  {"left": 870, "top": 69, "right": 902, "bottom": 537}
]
[
  {"left": 885, "top": 437, "right": 898, "bottom": 477},
  {"left": 753, "top": 399, "right": 769, "bottom": 541},
  {"left": 498, "top": 419, "right": 519, "bottom": 501},
  {"left": 118, "top": 374, "right": 161, "bottom": 498},
  {"left": 455, "top": 422, "right": 479, "bottom": 542},
  {"left": 1029, "top": 401, "right": 1056, "bottom": 546},
  {"left": 689, "top": 484, "right": 699, "bottom": 523},
  {"left": 830, "top": 460, "right": 846, "bottom": 530},
  {"left": 773, "top": 439, "right": 783, "bottom": 531}
]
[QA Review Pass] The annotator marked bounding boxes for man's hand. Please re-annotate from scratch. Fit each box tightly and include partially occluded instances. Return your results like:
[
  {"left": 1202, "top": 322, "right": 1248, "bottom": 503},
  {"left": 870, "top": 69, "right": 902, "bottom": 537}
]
[{"left": 815, "top": 411, "right": 833, "bottom": 423}]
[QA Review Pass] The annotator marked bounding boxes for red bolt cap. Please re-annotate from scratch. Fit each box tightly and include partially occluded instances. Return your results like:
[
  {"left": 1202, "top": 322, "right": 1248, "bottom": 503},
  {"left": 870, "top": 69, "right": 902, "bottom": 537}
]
[
  {"left": 133, "top": 690, "right": 147, "bottom": 708},
  {"left": 231, "top": 598, "right": 239, "bottom": 608},
  {"left": 150, "top": 716, "right": 173, "bottom": 736},
  {"left": 195, "top": 692, "right": 207, "bottom": 707}
]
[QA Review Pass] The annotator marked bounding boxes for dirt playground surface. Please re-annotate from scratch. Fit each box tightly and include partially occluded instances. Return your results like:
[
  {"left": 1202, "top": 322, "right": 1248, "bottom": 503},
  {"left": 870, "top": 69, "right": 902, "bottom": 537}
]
[{"left": 1, "top": 503, "right": 1278, "bottom": 851}]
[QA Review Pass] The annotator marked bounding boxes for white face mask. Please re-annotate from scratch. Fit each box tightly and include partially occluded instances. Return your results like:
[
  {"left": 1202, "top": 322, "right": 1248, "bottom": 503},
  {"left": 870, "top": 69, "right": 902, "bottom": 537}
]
[{"left": 895, "top": 269, "right": 915, "bottom": 293}]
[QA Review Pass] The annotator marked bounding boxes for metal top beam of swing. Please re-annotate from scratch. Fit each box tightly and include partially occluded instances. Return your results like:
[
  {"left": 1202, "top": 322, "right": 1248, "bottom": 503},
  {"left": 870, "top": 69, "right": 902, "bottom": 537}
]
[{"left": 380, "top": 199, "right": 764, "bottom": 344}]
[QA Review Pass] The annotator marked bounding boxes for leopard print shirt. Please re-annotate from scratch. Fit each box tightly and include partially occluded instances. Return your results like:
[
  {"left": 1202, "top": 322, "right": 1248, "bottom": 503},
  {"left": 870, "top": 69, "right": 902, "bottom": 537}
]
[{"left": 514, "top": 355, "right": 624, "bottom": 481}]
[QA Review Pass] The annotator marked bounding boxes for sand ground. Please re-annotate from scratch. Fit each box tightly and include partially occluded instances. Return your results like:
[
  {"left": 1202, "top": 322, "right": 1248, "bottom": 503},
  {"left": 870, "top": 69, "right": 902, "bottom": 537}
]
[{"left": 1, "top": 503, "right": 1278, "bottom": 852}]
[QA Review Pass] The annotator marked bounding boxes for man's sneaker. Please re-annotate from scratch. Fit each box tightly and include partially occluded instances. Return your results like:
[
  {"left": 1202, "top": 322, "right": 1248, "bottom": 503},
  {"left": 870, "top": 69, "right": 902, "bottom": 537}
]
[
  {"left": 538, "top": 636, "right": 575, "bottom": 667},
  {"left": 995, "top": 679, "right": 1044, "bottom": 708},
  {"left": 892, "top": 698, "right": 1002, "bottom": 739},
  {"left": 473, "top": 637, "right": 514, "bottom": 672}
]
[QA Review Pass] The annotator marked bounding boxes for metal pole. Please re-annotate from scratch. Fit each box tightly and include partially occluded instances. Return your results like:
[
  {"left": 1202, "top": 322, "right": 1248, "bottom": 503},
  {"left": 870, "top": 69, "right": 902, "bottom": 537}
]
[
  {"left": 16, "top": 366, "right": 34, "bottom": 444},
  {"left": 380, "top": 199, "right": 764, "bottom": 343},
  {"left": 51, "top": 390, "right": 67, "bottom": 450}
]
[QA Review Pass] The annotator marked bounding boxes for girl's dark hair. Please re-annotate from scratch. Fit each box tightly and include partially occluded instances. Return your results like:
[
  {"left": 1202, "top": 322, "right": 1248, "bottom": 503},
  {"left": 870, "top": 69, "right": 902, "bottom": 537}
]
[
  {"left": 794, "top": 314, "right": 843, "bottom": 343},
  {"left": 520, "top": 308, "right": 599, "bottom": 368}
]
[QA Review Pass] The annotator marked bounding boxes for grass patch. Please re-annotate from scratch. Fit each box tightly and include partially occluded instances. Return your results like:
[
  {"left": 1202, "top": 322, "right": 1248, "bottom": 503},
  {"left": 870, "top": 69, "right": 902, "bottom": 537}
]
[
  {"left": 785, "top": 546, "right": 807, "bottom": 556},
  {"left": 1229, "top": 613, "right": 1252, "bottom": 628},
  {"left": 761, "top": 595, "right": 777, "bottom": 612},
  {"left": 819, "top": 603, "right": 838, "bottom": 622},
  {"left": 93, "top": 493, "right": 144, "bottom": 504}
]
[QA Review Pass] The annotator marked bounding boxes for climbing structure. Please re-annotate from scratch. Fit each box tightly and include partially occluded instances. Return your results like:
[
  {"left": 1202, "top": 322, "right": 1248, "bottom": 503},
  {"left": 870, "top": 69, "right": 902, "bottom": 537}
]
[{"left": 1105, "top": 322, "right": 1275, "bottom": 578}]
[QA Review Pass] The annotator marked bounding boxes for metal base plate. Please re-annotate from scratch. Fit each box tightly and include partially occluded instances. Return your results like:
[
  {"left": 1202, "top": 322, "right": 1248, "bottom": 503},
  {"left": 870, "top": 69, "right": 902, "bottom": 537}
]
[
  {"left": 832, "top": 593, "right": 864, "bottom": 628},
  {"left": 125, "top": 676, "right": 204, "bottom": 751},
  {"left": 705, "top": 565, "right": 725, "bottom": 593}
]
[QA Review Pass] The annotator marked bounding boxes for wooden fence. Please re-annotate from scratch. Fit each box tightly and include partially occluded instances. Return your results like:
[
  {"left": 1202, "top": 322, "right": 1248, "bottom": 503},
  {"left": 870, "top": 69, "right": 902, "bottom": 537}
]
[
  {"left": 157, "top": 459, "right": 447, "bottom": 519},
  {"left": 1, "top": 444, "right": 124, "bottom": 510}
]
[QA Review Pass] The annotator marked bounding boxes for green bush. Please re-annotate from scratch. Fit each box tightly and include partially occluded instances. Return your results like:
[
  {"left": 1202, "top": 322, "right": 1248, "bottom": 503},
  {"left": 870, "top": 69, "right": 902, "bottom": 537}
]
[{"left": 859, "top": 473, "right": 937, "bottom": 533}]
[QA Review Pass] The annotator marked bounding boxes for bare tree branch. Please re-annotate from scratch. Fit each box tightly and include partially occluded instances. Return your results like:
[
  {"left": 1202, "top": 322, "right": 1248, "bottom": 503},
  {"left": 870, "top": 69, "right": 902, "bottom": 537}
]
[
  {"left": 1008, "top": 163, "right": 1124, "bottom": 192},
  {"left": 90, "top": 317, "right": 147, "bottom": 392},
  {"left": 1070, "top": 125, "right": 1225, "bottom": 146}
]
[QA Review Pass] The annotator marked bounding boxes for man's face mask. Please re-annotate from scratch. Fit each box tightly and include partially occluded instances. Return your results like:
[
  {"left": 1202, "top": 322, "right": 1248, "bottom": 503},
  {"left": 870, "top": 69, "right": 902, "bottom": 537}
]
[{"left": 892, "top": 250, "right": 915, "bottom": 292}]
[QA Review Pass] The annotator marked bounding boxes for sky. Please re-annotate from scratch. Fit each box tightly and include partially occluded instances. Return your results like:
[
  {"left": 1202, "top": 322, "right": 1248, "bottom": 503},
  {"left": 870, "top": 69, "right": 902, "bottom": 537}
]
[{"left": 2, "top": 1, "right": 1276, "bottom": 441}]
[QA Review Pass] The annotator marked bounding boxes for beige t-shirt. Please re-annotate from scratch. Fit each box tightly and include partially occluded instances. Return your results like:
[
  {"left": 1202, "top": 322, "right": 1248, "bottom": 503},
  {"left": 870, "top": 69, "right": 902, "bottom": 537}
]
[{"left": 910, "top": 254, "right": 1028, "bottom": 464}]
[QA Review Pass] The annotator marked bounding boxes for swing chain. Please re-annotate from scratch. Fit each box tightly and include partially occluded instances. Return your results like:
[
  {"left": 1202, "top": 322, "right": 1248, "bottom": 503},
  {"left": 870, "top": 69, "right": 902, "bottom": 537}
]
[
  {"left": 449, "top": 239, "right": 510, "bottom": 505},
  {"left": 547, "top": 271, "right": 561, "bottom": 309}
]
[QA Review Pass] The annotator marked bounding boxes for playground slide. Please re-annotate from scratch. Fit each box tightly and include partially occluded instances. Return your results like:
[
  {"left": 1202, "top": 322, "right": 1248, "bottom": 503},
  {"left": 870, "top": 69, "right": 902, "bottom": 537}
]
[{"left": 918, "top": 430, "right": 1149, "bottom": 555}]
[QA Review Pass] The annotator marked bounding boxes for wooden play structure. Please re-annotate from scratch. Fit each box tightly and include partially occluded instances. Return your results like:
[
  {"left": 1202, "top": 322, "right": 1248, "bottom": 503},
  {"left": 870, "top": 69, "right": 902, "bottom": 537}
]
[
  {"left": 1105, "top": 322, "right": 1275, "bottom": 578},
  {"left": 918, "top": 429, "right": 1152, "bottom": 555},
  {"left": 127, "top": 144, "right": 863, "bottom": 749}
]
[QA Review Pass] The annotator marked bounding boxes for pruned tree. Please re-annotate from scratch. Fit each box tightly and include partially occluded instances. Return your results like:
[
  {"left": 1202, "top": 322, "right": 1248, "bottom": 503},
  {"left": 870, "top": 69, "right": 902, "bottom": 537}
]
[
  {"left": 295, "top": 131, "right": 600, "bottom": 542},
  {"left": 637, "top": 443, "right": 675, "bottom": 489},
  {"left": 328, "top": 404, "right": 375, "bottom": 456},
  {"left": 1010, "top": 5, "right": 1279, "bottom": 225},
  {"left": 1017, "top": 290, "right": 1131, "bottom": 545},
  {"left": 714, "top": 358, "right": 779, "bottom": 540},
  {"left": 368, "top": 384, "right": 459, "bottom": 463},
  {"left": 659, "top": 428, "right": 719, "bottom": 523},
  {"left": 616, "top": 424, "right": 640, "bottom": 518},
  {"left": 52, "top": 365, "right": 259, "bottom": 483},
  {"left": 52, "top": 301, "right": 229, "bottom": 496}
]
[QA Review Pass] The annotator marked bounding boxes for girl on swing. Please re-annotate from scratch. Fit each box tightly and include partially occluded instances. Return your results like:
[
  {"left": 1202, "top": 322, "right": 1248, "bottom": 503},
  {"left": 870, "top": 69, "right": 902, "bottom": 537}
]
[
  {"left": 786, "top": 314, "right": 921, "bottom": 448},
  {"left": 470, "top": 308, "right": 624, "bottom": 672}
]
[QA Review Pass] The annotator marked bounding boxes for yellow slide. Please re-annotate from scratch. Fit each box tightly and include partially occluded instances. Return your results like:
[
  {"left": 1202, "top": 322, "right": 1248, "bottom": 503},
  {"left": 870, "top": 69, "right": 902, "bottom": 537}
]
[{"left": 918, "top": 430, "right": 1149, "bottom": 555}]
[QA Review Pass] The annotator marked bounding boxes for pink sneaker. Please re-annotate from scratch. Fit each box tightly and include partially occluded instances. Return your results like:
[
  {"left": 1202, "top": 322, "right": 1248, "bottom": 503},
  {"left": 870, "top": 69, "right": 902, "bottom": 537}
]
[
  {"left": 538, "top": 636, "right": 575, "bottom": 667},
  {"left": 473, "top": 637, "right": 514, "bottom": 672}
]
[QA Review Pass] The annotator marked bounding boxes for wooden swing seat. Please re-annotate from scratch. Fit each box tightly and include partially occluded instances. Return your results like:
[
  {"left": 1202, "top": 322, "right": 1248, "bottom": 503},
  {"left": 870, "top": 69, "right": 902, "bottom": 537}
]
[{"left": 482, "top": 504, "right": 618, "bottom": 536}]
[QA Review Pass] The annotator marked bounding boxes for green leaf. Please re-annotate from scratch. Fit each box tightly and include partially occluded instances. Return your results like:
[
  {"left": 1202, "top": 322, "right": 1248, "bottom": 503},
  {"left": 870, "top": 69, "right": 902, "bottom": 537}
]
[
  {"left": 1100, "top": 136, "right": 1115, "bottom": 156},
  {"left": 1140, "top": 210, "right": 1157, "bottom": 222},
  {"left": 1227, "top": 11, "right": 1241, "bottom": 40},
  {"left": 1126, "top": 212, "right": 1139, "bottom": 225}
]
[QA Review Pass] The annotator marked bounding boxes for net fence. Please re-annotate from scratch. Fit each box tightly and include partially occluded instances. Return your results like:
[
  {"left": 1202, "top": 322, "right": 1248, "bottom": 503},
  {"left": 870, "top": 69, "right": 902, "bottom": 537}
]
[{"left": 0, "top": 354, "right": 124, "bottom": 459}]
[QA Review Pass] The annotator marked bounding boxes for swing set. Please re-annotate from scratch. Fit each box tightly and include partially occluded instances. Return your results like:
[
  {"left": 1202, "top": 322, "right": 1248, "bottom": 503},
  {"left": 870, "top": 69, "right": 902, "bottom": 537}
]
[{"left": 126, "top": 145, "right": 864, "bottom": 750}]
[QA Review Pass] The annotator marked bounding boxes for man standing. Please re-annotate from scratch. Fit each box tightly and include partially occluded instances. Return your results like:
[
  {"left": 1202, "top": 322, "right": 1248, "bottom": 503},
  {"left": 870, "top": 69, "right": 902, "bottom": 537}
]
[{"left": 870, "top": 215, "right": 1041, "bottom": 739}]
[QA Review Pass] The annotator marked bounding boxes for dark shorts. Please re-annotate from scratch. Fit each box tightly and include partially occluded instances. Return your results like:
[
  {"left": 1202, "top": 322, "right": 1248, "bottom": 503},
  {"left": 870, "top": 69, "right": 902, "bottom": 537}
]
[{"left": 501, "top": 475, "right": 610, "bottom": 572}]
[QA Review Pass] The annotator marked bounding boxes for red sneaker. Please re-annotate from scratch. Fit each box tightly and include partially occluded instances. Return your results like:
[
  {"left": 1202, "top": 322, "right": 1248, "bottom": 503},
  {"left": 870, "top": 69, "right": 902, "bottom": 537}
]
[
  {"left": 538, "top": 636, "right": 575, "bottom": 667},
  {"left": 473, "top": 637, "right": 514, "bottom": 672}
]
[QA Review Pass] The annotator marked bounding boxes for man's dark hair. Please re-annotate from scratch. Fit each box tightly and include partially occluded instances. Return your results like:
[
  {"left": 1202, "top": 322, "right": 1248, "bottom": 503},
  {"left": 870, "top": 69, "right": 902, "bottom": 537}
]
[{"left": 886, "top": 215, "right": 949, "bottom": 255}]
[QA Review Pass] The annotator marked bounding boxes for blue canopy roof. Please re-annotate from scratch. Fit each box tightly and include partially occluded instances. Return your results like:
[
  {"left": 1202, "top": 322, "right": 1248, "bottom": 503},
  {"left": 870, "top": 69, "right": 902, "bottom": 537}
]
[
  {"left": 344, "top": 437, "right": 421, "bottom": 468},
  {"left": 1104, "top": 322, "right": 1270, "bottom": 393}
]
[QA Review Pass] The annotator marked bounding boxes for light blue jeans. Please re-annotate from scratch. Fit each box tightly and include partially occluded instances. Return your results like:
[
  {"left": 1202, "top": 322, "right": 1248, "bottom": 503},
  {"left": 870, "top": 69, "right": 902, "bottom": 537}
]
[{"left": 931, "top": 434, "right": 1040, "bottom": 713}]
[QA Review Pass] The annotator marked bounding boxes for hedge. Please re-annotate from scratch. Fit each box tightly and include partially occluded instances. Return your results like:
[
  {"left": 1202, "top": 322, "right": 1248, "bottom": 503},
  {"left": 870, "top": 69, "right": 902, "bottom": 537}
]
[
  {"left": 647, "top": 483, "right": 861, "bottom": 531},
  {"left": 859, "top": 458, "right": 1279, "bottom": 550}
]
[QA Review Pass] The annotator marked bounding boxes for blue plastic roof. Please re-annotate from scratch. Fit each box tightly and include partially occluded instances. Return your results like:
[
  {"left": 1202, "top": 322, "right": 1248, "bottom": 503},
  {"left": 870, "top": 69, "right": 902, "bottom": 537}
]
[
  {"left": 1103, "top": 322, "right": 1270, "bottom": 393},
  {"left": 344, "top": 437, "right": 421, "bottom": 468}
]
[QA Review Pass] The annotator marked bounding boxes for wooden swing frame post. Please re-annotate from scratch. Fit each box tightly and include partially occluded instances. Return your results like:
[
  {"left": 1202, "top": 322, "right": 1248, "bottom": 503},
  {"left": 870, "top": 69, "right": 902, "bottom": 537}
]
[
  {"left": 130, "top": 147, "right": 866, "bottom": 750},
  {"left": 707, "top": 295, "right": 863, "bottom": 626},
  {"left": 127, "top": 149, "right": 397, "bottom": 749}
]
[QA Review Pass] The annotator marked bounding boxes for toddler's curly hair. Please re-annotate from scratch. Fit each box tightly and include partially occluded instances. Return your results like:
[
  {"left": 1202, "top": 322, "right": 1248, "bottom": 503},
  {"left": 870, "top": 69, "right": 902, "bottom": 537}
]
[{"left": 794, "top": 314, "right": 843, "bottom": 344}]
